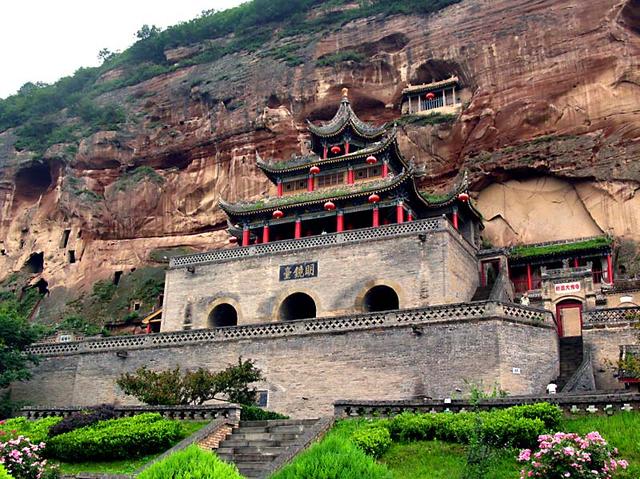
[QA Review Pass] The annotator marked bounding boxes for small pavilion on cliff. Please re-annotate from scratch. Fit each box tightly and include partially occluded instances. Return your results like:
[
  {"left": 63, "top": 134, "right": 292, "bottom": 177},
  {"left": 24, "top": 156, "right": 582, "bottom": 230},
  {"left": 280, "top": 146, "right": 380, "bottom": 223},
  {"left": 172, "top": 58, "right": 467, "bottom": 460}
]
[{"left": 220, "top": 89, "right": 483, "bottom": 245}]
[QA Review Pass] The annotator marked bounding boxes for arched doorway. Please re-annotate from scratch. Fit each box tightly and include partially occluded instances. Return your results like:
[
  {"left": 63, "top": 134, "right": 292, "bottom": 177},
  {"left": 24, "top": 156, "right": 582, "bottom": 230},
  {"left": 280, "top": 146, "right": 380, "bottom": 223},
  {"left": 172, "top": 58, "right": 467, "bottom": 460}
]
[
  {"left": 555, "top": 299, "right": 583, "bottom": 337},
  {"left": 279, "top": 293, "right": 316, "bottom": 321},
  {"left": 208, "top": 303, "right": 238, "bottom": 328},
  {"left": 363, "top": 285, "right": 399, "bottom": 312}
]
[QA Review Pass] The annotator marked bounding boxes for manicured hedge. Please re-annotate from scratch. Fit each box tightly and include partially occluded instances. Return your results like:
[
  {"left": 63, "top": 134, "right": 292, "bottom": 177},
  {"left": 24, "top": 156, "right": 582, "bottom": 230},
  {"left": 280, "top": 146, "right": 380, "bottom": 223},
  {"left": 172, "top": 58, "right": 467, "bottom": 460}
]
[
  {"left": 49, "top": 404, "right": 116, "bottom": 436},
  {"left": 351, "top": 425, "right": 392, "bottom": 458},
  {"left": 241, "top": 405, "right": 289, "bottom": 421},
  {"left": 270, "top": 435, "right": 392, "bottom": 479},
  {"left": 46, "top": 413, "right": 183, "bottom": 461},
  {"left": 385, "top": 403, "right": 562, "bottom": 449},
  {"left": 137, "top": 444, "right": 242, "bottom": 479},
  {"left": 0, "top": 416, "right": 61, "bottom": 443}
]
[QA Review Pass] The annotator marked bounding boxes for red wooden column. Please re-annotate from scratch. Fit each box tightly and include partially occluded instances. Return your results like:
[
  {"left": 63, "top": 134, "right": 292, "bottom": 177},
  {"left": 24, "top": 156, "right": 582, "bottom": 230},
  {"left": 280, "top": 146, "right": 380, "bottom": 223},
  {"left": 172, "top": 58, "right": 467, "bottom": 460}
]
[
  {"left": 336, "top": 211, "right": 344, "bottom": 232},
  {"left": 452, "top": 208, "right": 459, "bottom": 230},
  {"left": 242, "top": 225, "right": 250, "bottom": 247},
  {"left": 382, "top": 161, "right": 389, "bottom": 178},
  {"left": 407, "top": 212, "right": 413, "bottom": 222},
  {"left": 294, "top": 218, "right": 302, "bottom": 239},
  {"left": 372, "top": 206, "right": 380, "bottom": 227},
  {"left": 607, "top": 254, "right": 614, "bottom": 283},
  {"left": 323, "top": 145, "right": 328, "bottom": 159},
  {"left": 345, "top": 142, "right": 350, "bottom": 154},
  {"left": 262, "top": 223, "right": 270, "bottom": 244},
  {"left": 347, "top": 167, "right": 354, "bottom": 185},
  {"left": 573, "top": 258, "right": 579, "bottom": 268},
  {"left": 396, "top": 202, "right": 404, "bottom": 224},
  {"left": 307, "top": 174, "right": 314, "bottom": 192},
  {"left": 277, "top": 178, "right": 283, "bottom": 198},
  {"left": 526, "top": 264, "right": 533, "bottom": 291}
]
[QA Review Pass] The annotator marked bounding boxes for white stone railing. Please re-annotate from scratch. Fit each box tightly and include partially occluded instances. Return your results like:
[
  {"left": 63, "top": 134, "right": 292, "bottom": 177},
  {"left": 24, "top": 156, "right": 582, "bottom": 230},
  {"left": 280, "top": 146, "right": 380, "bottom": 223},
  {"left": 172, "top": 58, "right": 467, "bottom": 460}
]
[
  {"left": 27, "top": 302, "right": 552, "bottom": 357},
  {"left": 169, "top": 218, "right": 446, "bottom": 269}
]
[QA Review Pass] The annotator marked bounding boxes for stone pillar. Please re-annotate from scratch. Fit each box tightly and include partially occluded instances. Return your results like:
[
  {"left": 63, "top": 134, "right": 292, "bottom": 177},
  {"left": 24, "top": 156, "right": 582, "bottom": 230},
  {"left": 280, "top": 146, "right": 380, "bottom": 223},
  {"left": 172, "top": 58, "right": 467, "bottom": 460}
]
[
  {"left": 337, "top": 211, "right": 344, "bottom": 232},
  {"left": 242, "top": 225, "right": 250, "bottom": 247}
]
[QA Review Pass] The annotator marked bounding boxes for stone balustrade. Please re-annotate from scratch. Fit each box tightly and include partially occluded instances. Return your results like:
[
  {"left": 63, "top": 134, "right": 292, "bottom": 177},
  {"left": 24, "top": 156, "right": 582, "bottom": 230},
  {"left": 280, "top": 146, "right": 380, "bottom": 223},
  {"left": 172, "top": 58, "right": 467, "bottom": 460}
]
[
  {"left": 26, "top": 301, "right": 553, "bottom": 358},
  {"left": 169, "top": 217, "right": 447, "bottom": 269},
  {"left": 334, "top": 393, "right": 640, "bottom": 417},
  {"left": 21, "top": 404, "right": 242, "bottom": 422},
  {"left": 584, "top": 307, "right": 640, "bottom": 326}
]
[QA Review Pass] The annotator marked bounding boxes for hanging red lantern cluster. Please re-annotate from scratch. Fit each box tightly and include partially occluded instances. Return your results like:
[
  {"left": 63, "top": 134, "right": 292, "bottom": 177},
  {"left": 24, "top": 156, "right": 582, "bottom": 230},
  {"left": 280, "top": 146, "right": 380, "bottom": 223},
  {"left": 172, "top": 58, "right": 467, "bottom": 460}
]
[
  {"left": 324, "top": 201, "right": 336, "bottom": 211},
  {"left": 368, "top": 193, "right": 380, "bottom": 203},
  {"left": 228, "top": 236, "right": 238, "bottom": 244},
  {"left": 331, "top": 145, "right": 341, "bottom": 154},
  {"left": 310, "top": 165, "right": 321, "bottom": 175},
  {"left": 457, "top": 192, "right": 470, "bottom": 202},
  {"left": 366, "top": 155, "right": 378, "bottom": 165},
  {"left": 426, "top": 92, "right": 436, "bottom": 100},
  {"left": 273, "top": 209, "right": 284, "bottom": 219}
]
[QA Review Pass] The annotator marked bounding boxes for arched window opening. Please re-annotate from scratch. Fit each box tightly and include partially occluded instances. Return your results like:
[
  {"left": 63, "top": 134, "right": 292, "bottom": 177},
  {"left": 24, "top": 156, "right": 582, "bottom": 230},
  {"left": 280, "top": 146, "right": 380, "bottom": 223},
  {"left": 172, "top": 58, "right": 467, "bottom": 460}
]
[
  {"left": 208, "top": 303, "right": 238, "bottom": 328},
  {"left": 363, "top": 285, "right": 399, "bottom": 312},
  {"left": 279, "top": 293, "right": 316, "bottom": 321}
]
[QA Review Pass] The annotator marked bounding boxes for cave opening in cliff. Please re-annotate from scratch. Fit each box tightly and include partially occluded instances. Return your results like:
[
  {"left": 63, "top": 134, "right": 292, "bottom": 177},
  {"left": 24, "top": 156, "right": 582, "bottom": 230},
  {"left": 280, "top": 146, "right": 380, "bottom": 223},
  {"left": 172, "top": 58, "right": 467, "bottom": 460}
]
[
  {"left": 24, "top": 252, "right": 44, "bottom": 274},
  {"left": 620, "top": 0, "right": 640, "bottom": 34},
  {"left": 410, "top": 59, "right": 467, "bottom": 86},
  {"left": 113, "top": 271, "right": 123, "bottom": 285},
  {"left": 14, "top": 162, "right": 54, "bottom": 202},
  {"left": 68, "top": 250, "right": 76, "bottom": 264},
  {"left": 60, "top": 230, "right": 71, "bottom": 249},
  {"left": 33, "top": 278, "right": 49, "bottom": 296}
]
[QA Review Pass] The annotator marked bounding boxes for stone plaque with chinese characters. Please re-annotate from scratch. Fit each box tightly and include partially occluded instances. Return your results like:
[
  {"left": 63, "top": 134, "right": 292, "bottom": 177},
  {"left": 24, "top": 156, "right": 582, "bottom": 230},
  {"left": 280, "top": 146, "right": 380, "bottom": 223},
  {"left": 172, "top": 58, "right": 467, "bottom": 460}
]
[{"left": 279, "top": 262, "right": 318, "bottom": 281}]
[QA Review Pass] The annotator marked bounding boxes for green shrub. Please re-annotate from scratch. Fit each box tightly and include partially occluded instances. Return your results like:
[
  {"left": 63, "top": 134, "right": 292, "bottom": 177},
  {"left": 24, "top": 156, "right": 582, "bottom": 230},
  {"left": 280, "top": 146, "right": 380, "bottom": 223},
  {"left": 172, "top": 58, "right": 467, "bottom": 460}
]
[
  {"left": 241, "top": 405, "right": 288, "bottom": 421},
  {"left": 271, "top": 435, "right": 392, "bottom": 479},
  {"left": 352, "top": 426, "right": 392, "bottom": 458},
  {"left": 0, "top": 416, "right": 62, "bottom": 443},
  {"left": 507, "top": 403, "right": 563, "bottom": 429},
  {"left": 0, "top": 464, "right": 12, "bottom": 479},
  {"left": 46, "top": 413, "right": 183, "bottom": 462},
  {"left": 479, "top": 410, "right": 544, "bottom": 448},
  {"left": 137, "top": 444, "right": 242, "bottom": 479}
]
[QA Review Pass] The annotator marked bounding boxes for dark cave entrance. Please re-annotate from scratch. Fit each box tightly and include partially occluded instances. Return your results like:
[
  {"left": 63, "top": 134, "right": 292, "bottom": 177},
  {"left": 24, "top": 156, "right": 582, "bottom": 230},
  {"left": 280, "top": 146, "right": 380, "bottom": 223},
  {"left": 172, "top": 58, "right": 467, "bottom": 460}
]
[
  {"left": 279, "top": 293, "right": 316, "bottom": 321},
  {"left": 363, "top": 285, "right": 399, "bottom": 313},
  {"left": 208, "top": 303, "right": 238, "bottom": 328}
]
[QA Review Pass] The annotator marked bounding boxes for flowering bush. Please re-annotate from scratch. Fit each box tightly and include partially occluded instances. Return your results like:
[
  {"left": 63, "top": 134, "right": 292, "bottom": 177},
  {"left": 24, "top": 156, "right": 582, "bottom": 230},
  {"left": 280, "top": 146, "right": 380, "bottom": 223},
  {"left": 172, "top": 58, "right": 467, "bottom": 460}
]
[
  {"left": 518, "top": 431, "right": 628, "bottom": 479},
  {"left": 0, "top": 435, "right": 57, "bottom": 479}
]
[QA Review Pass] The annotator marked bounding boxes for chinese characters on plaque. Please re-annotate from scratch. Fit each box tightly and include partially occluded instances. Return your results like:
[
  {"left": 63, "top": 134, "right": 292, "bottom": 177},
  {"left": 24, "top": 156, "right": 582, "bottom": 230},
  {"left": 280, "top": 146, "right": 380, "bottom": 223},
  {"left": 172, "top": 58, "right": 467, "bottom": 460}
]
[
  {"left": 279, "top": 261, "right": 318, "bottom": 281},
  {"left": 554, "top": 281, "right": 581, "bottom": 294}
]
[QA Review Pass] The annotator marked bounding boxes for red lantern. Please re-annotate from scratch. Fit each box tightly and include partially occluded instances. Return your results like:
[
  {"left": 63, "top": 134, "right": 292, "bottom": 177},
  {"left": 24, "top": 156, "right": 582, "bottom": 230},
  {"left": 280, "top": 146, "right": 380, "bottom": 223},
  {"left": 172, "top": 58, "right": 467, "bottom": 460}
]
[
  {"left": 331, "top": 145, "right": 341, "bottom": 154},
  {"left": 368, "top": 193, "right": 380, "bottom": 203},
  {"left": 457, "top": 192, "right": 470, "bottom": 202},
  {"left": 324, "top": 201, "right": 336, "bottom": 211},
  {"left": 366, "top": 155, "right": 378, "bottom": 165},
  {"left": 310, "top": 165, "right": 320, "bottom": 175},
  {"left": 273, "top": 209, "right": 284, "bottom": 219},
  {"left": 426, "top": 92, "right": 436, "bottom": 100},
  {"left": 228, "top": 236, "right": 238, "bottom": 244}
]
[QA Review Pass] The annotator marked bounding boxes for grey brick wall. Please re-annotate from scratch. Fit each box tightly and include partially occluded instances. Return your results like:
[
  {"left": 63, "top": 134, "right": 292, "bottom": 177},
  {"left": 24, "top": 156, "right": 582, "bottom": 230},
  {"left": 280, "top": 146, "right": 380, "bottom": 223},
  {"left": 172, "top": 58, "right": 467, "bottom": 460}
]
[
  {"left": 12, "top": 317, "right": 557, "bottom": 418},
  {"left": 583, "top": 325, "right": 638, "bottom": 390},
  {"left": 162, "top": 227, "right": 479, "bottom": 331}
]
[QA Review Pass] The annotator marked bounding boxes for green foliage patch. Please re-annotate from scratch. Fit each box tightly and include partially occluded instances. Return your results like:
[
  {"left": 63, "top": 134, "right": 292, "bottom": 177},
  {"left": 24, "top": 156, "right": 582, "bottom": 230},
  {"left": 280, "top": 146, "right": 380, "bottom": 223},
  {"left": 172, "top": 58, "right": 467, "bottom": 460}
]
[
  {"left": 316, "top": 50, "right": 365, "bottom": 67},
  {"left": 46, "top": 413, "right": 183, "bottom": 462},
  {"left": 351, "top": 425, "right": 392, "bottom": 458},
  {"left": 0, "top": 464, "right": 11, "bottom": 479},
  {"left": 509, "top": 236, "right": 612, "bottom": 260},
  {"left": 0, "top": 416, "right": 62, "bottom": 443},
  {"left": 137, "top": 444, "right": 243, "bottom": 479},
  {"left": 397, "top": 113, "right": 458, "bottom": 126},
  {"left": 241, "top": 405, "right": 289, "bottom": 421},
  {"left": 112, "top": 166, "right": 164, "bottom": 192}
]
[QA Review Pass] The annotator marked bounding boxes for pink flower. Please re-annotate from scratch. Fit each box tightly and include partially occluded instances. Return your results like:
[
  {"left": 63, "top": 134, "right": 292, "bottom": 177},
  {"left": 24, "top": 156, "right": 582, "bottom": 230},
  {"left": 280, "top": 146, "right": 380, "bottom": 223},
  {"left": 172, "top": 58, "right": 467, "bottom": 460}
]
[{"left": 518, "top": 449, "right": 531, "bottom": 461}]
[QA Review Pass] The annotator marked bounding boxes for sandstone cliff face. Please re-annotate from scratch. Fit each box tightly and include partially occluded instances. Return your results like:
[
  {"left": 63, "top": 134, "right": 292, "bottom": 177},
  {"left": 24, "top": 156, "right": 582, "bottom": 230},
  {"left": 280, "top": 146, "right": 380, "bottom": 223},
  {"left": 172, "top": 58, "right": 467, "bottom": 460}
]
[{"left": 0, "top": 0, "right": 639, "bottom": 317}]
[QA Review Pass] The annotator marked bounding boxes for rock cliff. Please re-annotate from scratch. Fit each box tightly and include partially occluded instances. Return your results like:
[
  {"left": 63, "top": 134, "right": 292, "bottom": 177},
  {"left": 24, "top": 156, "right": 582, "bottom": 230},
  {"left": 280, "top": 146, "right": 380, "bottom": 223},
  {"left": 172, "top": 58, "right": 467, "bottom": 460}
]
[{"left": 0, "top": 0, "right": 639, "bottom": 321}]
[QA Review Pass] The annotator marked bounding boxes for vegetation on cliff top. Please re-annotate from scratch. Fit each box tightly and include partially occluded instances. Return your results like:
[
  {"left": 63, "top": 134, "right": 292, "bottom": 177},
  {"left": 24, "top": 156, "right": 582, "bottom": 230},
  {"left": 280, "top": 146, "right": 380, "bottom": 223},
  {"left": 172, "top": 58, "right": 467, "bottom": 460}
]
[{"left": 0, "top": 0, "right": 461, "bottom": 156}]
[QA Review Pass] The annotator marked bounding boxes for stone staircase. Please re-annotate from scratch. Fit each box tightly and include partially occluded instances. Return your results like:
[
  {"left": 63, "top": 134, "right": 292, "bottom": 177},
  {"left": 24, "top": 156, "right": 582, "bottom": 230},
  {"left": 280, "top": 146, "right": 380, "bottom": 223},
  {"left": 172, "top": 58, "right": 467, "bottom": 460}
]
[
  {"left": 216, "top": 419, "right": 318, "bottom": 479},
  {"left": 557, "top": 336, "right": 584, "bottom": 391},
  {"left": 471, "top": 284, "right": 493, "bottom": 301}
]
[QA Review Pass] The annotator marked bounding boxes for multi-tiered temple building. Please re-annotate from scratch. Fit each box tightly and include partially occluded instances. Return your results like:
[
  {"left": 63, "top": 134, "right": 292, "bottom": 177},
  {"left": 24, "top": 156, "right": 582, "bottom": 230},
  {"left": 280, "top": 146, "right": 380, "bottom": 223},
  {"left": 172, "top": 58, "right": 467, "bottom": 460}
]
[{"left": 161, "top": 89, "right": 483, "bottom": 330}]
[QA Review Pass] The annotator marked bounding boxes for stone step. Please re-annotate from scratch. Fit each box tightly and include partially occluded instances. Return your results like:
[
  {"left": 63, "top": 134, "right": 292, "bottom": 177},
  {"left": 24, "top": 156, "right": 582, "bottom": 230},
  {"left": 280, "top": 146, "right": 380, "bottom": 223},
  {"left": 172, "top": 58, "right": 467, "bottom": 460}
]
[
  {"left": 220, "top": 438, "right": 298, "bottom": 448},
  {"left": 237, "top": 424, "right": 307, "bottom": 434},
  {"left": 227, "top": 431, "right": 300, "bottom": 441},
  {"left": 219, "top": 452, "right": 279, "bottom": 462},
  {"left": 240, "top": 419, "right": 317, "bottom": 427},
  {"left": 217, "top": 445, "right": 287, "bottom": 455}
]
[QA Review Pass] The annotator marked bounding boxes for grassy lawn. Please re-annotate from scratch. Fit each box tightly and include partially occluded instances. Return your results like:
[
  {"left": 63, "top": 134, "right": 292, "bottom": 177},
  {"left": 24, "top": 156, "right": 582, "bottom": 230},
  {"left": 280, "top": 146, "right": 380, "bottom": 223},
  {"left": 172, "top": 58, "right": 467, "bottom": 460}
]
[
  {"left": 54, "top": 420, "right": 209, "bottom": 475},
  {"left": 379, "top": 412, "right": 640, "bottom": 479}
]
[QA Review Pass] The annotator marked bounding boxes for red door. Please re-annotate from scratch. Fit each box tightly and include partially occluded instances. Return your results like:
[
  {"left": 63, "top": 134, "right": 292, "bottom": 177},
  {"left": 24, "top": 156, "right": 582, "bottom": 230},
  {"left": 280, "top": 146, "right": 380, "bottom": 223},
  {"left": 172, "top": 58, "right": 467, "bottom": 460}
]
[{"left": 555, "top": 300, "right": 583, "bottom": 337}]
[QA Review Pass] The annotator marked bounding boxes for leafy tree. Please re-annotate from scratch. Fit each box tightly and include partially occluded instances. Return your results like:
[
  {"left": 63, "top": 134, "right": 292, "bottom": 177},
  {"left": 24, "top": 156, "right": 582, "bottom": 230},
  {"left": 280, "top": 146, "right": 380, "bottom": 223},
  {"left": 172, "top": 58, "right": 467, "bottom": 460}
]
[
  {"left": 0, "top": 299, "right": 41, "bottom": 389},
  {"left": 116, "top": 358, "right": 264, "bottom": 405},
  {"left": 136, "top": 24, "right": 161, "bottom": 40}
]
